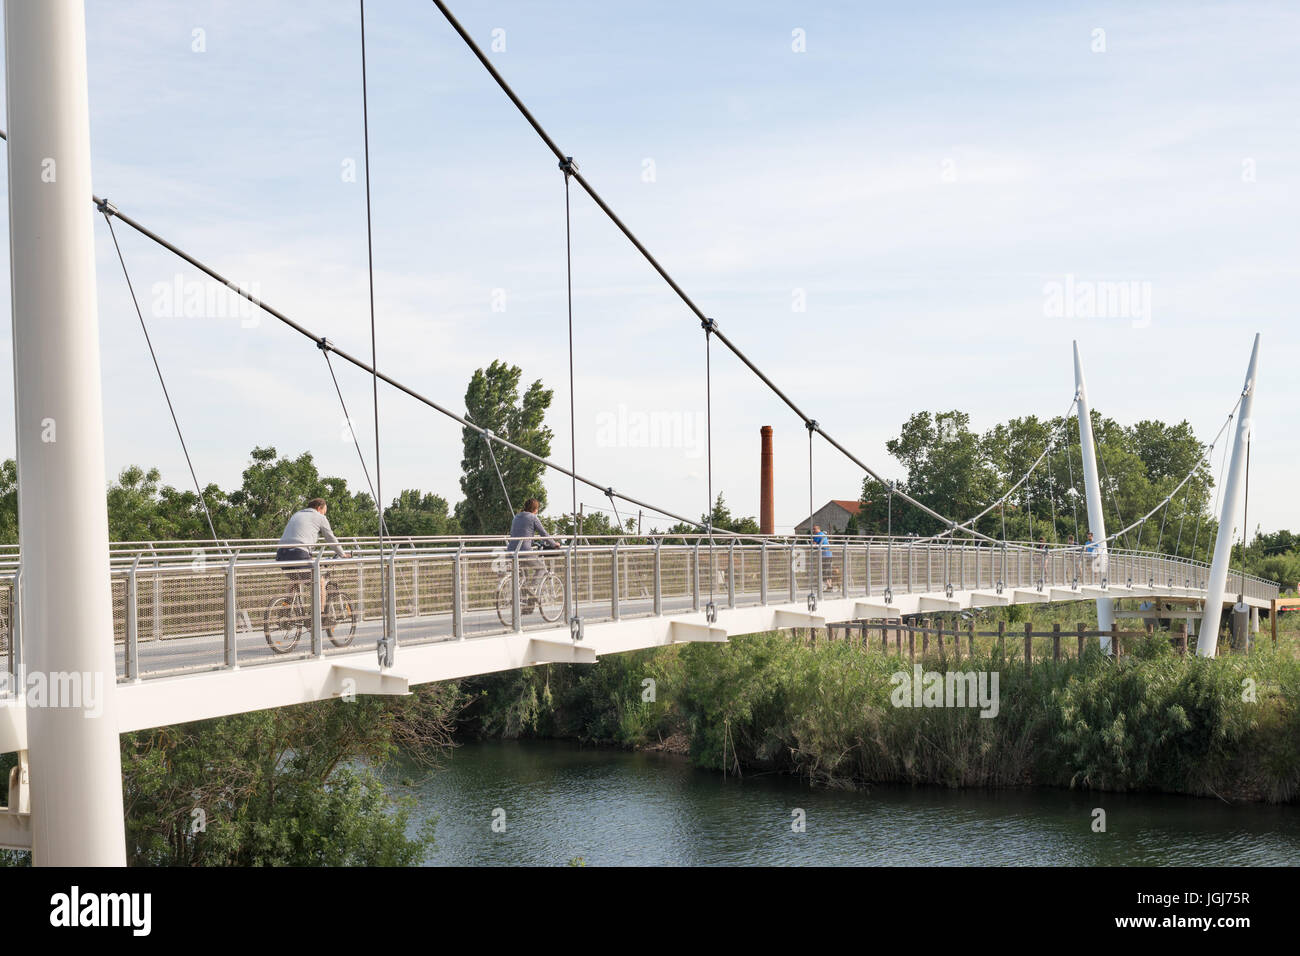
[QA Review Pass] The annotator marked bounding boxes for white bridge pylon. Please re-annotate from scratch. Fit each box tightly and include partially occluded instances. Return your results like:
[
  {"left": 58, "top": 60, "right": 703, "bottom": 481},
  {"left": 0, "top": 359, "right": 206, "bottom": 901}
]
[
  {"left": 1197, "top": 333, "right": 1262, "bottom": 657},
  {"left": 1073, "top": 342, "right": 1116, "bottom": 654}
]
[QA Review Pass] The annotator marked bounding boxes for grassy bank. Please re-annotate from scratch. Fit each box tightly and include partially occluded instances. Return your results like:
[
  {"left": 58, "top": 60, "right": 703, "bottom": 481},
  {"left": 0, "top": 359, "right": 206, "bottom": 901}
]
[{"left": 460, "top": 617, "right": 1300, "bottom": 804}]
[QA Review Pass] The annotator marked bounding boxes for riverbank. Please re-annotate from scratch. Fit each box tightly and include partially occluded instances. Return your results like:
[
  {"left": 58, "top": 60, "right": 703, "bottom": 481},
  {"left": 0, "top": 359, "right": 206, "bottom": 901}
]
[{"left": 457, "top": 624, "right": 1300, "bottom": 804}]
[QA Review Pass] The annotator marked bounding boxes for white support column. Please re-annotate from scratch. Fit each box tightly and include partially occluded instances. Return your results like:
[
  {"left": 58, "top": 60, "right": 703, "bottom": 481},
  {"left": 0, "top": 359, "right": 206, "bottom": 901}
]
[
  {"left": 4, "top": 0, "right": 127, "bottom": 865},
  {"left": 1198, "top": 334, "right": 1260, "bottom": 658},
  {"left": 1073, "top": 342, "right": 1115, "bottom": 653}
]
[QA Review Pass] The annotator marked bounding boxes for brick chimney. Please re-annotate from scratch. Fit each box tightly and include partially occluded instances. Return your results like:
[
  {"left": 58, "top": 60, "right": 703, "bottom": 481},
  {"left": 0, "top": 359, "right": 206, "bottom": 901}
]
[{"left": 760, "top": 425, "right": 775, "bottom": 535}]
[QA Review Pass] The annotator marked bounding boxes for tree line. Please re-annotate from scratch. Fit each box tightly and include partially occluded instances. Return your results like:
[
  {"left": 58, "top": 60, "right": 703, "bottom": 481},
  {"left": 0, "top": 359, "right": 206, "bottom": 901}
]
[{"left": 846, "top": 409, "right": 1223, "bottom": 558}]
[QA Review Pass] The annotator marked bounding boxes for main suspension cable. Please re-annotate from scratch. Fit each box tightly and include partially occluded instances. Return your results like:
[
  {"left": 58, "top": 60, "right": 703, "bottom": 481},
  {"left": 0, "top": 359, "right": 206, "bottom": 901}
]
[
  {"left": 426, "top": 0, "right": 998, "bottom": 544},
  {"left": 72, "top": 193, "right": 709, "bottom": 534}
]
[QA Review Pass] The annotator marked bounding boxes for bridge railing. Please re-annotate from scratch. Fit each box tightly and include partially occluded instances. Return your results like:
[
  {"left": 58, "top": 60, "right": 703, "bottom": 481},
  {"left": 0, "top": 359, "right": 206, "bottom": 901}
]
[{"left": 0, "top": 537, "right": 1280, "bottom": 688}]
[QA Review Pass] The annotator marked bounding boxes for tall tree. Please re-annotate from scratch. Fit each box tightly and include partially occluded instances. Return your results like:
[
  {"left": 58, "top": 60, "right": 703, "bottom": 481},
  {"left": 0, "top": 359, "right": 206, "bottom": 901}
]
[
  {"left": 858, "top": 409, "right": 1215, "bottom": 551},
  {"left": 383, "top": 490, "right": 459, "bottom": 537},
  {"left": 455, "top": 361, "right": 553, "bottom": 536},
  {"left": 666, "top": 494, "right": 759, "bottom": 535},
  {"left": 223, "top": 446, "right": 377, "bottom": 539}
]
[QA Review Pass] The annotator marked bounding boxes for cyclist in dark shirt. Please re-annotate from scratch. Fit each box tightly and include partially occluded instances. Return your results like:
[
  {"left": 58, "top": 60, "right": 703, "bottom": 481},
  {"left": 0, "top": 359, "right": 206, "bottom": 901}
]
[{"left": 508, "top": 498, "right": 557, "bottom": 599}]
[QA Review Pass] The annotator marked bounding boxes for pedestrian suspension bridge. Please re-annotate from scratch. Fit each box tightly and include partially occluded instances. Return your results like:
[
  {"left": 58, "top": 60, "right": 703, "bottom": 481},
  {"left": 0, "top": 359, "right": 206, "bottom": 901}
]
[{"left": 0, "top": 0, "right": 1277, "bottom": 864}]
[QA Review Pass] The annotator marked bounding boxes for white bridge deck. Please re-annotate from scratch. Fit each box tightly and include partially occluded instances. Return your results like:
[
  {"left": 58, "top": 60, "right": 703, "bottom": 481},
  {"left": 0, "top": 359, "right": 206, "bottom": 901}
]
[{"left": 0, "top": 534, "right": 1278, "bottom": 755}]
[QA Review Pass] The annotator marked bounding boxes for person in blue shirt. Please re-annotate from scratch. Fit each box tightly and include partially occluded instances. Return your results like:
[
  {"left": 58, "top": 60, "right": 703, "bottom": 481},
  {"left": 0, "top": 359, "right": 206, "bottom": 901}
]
[
  {"left": 1083, "top": 532, "right": 1100, "bottom": 581},
  {"left": 811, "top": 524, "right": 837, "bottom": 591}
]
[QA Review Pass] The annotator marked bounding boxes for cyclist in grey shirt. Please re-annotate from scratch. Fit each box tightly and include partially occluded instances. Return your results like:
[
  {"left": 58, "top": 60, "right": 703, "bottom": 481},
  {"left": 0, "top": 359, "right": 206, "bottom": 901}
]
[
  {"left": 507, "top": 498, "right": 557, "bottom": 599},
  {"left": 277, "top": 498, "right": 350, "bottom": 609}
]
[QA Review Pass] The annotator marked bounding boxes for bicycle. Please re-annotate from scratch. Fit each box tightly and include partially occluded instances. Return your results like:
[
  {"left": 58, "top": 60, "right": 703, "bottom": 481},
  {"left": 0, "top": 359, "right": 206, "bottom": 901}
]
[
  {"left": 263, "top": 570, "right": 358, "bottom": 654},
  {"left": 495, "top": 541, "right": 565, "bottom": 628}
]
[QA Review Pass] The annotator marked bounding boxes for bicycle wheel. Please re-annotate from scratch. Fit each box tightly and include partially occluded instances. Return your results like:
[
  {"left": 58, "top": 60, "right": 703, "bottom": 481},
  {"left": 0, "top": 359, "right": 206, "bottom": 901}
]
[
  {"left": 536, "top": 573, "right": 564, "bottom": 623},
  {"left": 496, "top": 574, "right": 516, "bottom": 629},
  {"left": 325, "top": 587, "right": 358, "bottom": 648},
  {"left": 263, "top": 596, "right": 303, "bottom": 654}
]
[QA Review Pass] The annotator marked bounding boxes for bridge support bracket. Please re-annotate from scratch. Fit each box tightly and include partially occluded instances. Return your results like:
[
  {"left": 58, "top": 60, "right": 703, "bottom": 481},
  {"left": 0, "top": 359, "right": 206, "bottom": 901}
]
[
  {"left": 525, "top": 637, "right": 598, "bottom": 666},
  {"left": 854, "top": 601, "right": 900, "bottom": 619},
  {"left": 917, "top": 596, "right": 961, "bottom": 612},
  {"left": 0, "top": 751, "right": 31, "bottom": 850},
  {"left": 329, "top": 665, "right": 411, "bottom": 698},
  {"left": 773, "top": 610, "right": 826, "bottom": 630},
  {"left": 1010, "top": 589, "right": 1050, "bottom": 604},
  {"left": 669, "top": 621, "right": 728, "bottom": 643}
]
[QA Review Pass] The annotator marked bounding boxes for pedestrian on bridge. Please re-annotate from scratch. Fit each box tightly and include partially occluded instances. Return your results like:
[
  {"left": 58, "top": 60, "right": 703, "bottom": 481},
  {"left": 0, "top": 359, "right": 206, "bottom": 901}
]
[{"left": 812, "top": 525, "right": 838, "bottom": 592}]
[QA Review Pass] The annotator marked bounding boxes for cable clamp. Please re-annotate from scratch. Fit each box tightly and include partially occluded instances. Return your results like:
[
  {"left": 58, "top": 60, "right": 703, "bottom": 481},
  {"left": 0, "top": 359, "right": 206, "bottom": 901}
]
[
  {"left": 605, "top": 487, "right": 615, "bottom": 499},
  {"left": 483, "top": 428, "right": 494, "bottom": 439},
  {"left": 806, "top": 419, "right": 819, "bottom": 433},
  {"left": 701, "top": 317, "right": 718, "bottom": 334},
  {"left": 95, "top": 197, "right": 118, "bottom": 217},
  {"left": 317, "top": 336, "right": 332, "bottom": 352},
  {"left": 569, "top": 616, "right": 584, "bottom": 642},
  {"left": 559, "top": 156, "right": 579, "bottom": 176},
  {"left": 807, "top": 592, "right": 818, "bottom": 614},
  {"left": 705, "top": 602, "right": 717, "bottom": 624}
]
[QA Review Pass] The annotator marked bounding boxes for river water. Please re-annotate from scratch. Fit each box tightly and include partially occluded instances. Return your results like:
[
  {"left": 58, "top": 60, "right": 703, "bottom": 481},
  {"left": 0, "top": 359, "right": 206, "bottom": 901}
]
[{"left": 389, "top": 739, "right": 1300, "bottom": 866}]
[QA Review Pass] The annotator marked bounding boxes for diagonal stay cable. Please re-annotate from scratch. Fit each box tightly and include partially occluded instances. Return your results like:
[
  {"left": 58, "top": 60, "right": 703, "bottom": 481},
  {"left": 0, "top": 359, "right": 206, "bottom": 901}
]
[
  {"left": 425, "top": 0, "right": 998, "bottom": 544},
  {"left": 320, "top": 344, "right": 388, "bottom": 535},
  {"left": 1104, "top": 394, "right": 1241, "bottom": 547},
  {"left": 99, "top": 207, "right": 223, "bottom": 549},
  {"left": 1097, "top": 447, "right": 1132, "bottom": 550},
  {"left": 917, "top": 397, "right": 1076, "bottom": 544}
]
